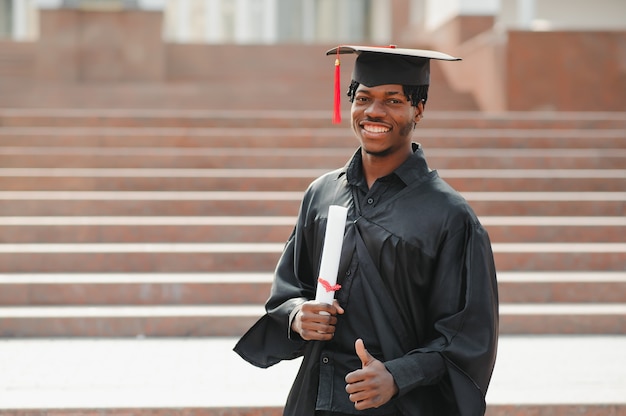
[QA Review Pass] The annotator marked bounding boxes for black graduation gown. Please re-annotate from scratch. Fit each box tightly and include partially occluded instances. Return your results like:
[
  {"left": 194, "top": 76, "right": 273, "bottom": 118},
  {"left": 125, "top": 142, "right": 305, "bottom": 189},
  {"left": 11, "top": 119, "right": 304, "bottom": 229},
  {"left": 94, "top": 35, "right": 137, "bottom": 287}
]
[{"left": 234, "top": 146, "right": 499, "bottom": 416}]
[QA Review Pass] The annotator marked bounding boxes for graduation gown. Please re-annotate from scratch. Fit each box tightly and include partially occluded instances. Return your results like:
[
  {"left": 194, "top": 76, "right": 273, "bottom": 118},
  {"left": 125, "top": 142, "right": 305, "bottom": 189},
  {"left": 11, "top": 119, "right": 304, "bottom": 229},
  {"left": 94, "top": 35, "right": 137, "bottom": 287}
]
[{"left": 234, "top": 145, "right": 499, "bottom": 416}]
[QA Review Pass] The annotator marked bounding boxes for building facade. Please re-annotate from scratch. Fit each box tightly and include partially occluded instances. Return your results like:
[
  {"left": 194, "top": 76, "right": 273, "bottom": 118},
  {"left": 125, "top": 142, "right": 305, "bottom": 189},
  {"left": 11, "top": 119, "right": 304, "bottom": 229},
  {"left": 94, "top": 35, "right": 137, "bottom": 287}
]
[{"left": 3, "top": 0, "right": 625, "bottom": 44}]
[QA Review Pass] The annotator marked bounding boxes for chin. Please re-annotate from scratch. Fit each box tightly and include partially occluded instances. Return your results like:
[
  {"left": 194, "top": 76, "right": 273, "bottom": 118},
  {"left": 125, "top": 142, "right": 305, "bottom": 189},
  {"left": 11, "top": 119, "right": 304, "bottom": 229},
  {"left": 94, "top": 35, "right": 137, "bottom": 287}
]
[{"left": 363, "top": 145, "right": 392, "bottom": 157}]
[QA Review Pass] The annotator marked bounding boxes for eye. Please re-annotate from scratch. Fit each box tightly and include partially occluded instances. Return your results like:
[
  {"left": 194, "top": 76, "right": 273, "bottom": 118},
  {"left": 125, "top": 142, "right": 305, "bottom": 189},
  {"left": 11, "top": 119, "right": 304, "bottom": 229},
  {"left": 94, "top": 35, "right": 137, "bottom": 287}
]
[{"left": 355, "top": 96, "right": 370, "bottom": 103}]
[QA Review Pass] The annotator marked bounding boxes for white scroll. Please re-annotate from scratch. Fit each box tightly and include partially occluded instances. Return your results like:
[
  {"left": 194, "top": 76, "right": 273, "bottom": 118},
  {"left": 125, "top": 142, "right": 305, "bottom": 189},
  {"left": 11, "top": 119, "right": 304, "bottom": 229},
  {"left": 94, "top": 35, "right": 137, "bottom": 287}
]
[{"left": 315, "top": 205, "right": 348, "bottom": 305}]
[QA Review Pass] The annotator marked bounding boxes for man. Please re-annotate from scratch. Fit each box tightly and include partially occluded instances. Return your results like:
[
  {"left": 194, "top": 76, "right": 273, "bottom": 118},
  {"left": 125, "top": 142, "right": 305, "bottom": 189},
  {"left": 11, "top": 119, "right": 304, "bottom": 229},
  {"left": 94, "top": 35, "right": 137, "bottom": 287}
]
[{"left": 234, "top": 45, "right": 499, "bottom": 416}]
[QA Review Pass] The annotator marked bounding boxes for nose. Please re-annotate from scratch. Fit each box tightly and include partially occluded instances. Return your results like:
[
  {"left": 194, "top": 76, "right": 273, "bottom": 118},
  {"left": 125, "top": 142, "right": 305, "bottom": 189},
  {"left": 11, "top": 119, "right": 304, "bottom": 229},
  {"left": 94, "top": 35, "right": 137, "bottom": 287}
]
[{"left": 364, "top": 99, "right": 386, "bottom": 118}]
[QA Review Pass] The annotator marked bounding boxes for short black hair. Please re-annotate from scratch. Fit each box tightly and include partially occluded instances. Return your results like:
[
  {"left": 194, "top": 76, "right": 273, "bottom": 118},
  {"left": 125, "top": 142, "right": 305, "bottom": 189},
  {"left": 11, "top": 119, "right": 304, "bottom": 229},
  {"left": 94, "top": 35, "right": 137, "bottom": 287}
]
[{"left": 347, "top": 80, "right": 429, "bottom": 107}]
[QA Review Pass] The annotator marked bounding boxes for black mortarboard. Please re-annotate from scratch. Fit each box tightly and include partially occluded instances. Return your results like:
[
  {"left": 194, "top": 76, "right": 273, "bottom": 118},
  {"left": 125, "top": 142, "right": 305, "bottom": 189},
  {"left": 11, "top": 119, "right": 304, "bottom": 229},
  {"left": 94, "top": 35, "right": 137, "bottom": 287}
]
[{"left": 325, "top": 45, "right": 461, "bottom": 123}]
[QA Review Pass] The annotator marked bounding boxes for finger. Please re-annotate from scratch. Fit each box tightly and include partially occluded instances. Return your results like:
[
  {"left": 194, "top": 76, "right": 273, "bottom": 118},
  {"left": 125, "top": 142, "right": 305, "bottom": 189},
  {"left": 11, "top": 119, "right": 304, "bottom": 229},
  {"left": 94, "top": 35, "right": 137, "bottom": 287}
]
[
  {"left": 301, "top": 305, "right": 336, "bottom": 320},
  {"left": 345, "top": 374, "right": 366, "bottom": 392},
  {"left": 354, "top": 397, "right": 377, "bottom": 411},
  {"left": 333, "top": 300, "right": 345, "bottom": 314},
  {"left": 317, "top": 302, "right": 337, "bottom": 316},
  {"left": 347, "top": 388, "right": 377, "bottom": 410},
  {"left": 303, "top": 320, "right": 336, "bottom": 333},
  {"left": 302, "top": 330, "right": 334, "bottom": 341},
  {"left": 302, "top": 323, "right": 336, "bottom": 340},
  {"left": 302, "top": 301, "right": 328, "bottom": 313},
  {"left": 348, "top": 390, "right": 370, "bottom": 405},
  {"left": 301, "top": 310, "right": 336, "bottom": 324},
  {"left": 355, "top": 338, "right": 374, "bottom": 367}
]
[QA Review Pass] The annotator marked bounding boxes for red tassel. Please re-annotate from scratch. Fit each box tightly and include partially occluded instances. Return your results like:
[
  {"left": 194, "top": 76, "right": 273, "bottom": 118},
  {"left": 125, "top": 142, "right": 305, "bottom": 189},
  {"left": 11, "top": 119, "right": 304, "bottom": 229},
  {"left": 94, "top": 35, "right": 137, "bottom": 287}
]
[{"left": 332, "top": 54, "right": 341, "bottom": 124}]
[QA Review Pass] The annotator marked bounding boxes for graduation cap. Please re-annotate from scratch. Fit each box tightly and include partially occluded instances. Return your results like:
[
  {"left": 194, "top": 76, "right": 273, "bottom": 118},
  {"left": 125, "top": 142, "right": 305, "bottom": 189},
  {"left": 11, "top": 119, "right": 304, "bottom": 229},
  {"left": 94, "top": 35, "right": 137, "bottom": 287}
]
[{"left": 326, "top": 45, "right": 461, "bottom": 124}]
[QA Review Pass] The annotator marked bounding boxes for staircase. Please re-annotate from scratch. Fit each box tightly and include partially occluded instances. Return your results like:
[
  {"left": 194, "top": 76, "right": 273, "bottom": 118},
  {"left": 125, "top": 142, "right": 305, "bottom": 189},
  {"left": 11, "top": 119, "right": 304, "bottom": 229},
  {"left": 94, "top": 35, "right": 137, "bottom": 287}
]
[{"left": 0, "top": 108, "right": 625, "bottom": 414}]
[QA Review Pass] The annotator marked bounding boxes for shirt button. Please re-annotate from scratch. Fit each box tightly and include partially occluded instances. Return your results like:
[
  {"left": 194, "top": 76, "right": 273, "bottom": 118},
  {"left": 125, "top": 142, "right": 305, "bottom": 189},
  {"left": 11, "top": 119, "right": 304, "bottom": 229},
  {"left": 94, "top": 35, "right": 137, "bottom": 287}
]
[
  {"left": 367, "top": 197, "right": 374, "bottom": 205},
  {"left": 322, "top": 356, "right": 329, "bottom": 364}
]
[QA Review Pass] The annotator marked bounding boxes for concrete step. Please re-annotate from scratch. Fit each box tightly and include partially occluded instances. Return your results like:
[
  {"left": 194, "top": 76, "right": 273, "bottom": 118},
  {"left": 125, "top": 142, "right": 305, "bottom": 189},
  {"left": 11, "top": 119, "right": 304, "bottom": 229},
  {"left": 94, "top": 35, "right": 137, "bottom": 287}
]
[
  {"left": 0, "top": 303, "right": 624, "bottom": 336},
  {"left": 500, "top": 303, "right": 626, "bottom": 334},
  {"left": 1, "top": 406, "right": 623, "bottom": 416},
  {"left": 0, "top": 216, "right": 623, "bottom": 243},
  {"left": 1, "top": 168, "right": 624, "bottom": 191},
  {"left": 0, "top": 191, "right": 622, "bottom": 216},
  {"left": 0, "top": 62, "right": 478, "bottom": 110},
  {"left": 0, "top": 217, "right": 295, "bottom": 244},
  {"left": 0, "top": 243, "right": 624, "bottom": 272},
  {"left": 1, "top": 109, "right": 625, "bottom": 129},
  {"left": 2, "top": 147, "right": 625, "bottom": 169},
  {"left": 497, "top": 271, "right": 626, "bottom": 303},
  {"left": 1, "top": 126, "right": 625, "bottom": 149},
  {"left": 0, "top": 73, "right": 476, "bottom": 111},
  {"left": 0, "top": 336, "right": 623, "bottom": 413},
  {"left": 1, "top": 272, "right": 624, "bottom": 306}
]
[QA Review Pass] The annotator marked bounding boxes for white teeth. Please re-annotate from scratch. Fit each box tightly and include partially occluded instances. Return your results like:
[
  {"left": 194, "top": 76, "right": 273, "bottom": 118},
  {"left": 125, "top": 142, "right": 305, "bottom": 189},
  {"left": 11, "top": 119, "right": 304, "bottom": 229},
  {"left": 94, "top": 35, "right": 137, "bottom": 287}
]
[{"left": 363, "top": 125, "right": 389, "bottom": 133}]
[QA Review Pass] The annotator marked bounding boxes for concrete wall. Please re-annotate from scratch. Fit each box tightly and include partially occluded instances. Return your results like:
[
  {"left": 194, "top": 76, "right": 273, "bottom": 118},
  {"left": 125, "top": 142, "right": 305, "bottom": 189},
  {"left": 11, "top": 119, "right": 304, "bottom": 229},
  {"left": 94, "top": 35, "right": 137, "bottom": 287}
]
[
  {"left": 507, "top": 30, "right": 626, "bottom": 111},
  {"left": 498, "top": 0, "right": 626, "bottom": 30},
  {"left": 36, "top": 8, "right": 164, "bottom": 82},
  {"left": 425, "top": 13, "right": 626, "bottom": 112}
]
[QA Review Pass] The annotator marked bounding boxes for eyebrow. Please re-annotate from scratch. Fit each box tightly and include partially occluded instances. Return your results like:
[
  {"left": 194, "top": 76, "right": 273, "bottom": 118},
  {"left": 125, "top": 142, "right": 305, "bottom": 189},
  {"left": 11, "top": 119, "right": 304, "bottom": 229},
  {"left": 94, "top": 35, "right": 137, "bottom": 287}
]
[{"left": 357, "top": 88, "right": 404, "bottom": 96}]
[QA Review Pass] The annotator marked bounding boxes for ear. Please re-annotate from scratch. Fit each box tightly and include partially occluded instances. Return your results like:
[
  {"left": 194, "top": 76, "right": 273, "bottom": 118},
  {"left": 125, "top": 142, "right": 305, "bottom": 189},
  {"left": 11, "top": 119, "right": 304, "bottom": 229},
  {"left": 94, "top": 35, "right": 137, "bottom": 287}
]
[{"left": 414, "top": 101, "right": 424, "bottom": 123}]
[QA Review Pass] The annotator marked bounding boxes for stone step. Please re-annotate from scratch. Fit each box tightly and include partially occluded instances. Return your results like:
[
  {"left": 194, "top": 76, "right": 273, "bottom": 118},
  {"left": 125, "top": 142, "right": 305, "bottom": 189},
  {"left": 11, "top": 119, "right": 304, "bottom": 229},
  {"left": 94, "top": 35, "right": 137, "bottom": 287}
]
[
  {"left": 2, "top": 147, "right": 625, "bottom": 169},
  {"left": 497, "top": 271, "right": 626, "bottom": 303},
  {"left": 1, "top": 109, "right": 625, "bottom": 129},
  {"left": 0, "top": 191, "right": 622, "bottom": 216},
  {"left": 0, "top": 336, "right": 623, "bottom": 413},
  {"left": 0, "top": 272, "right": 623, "bottom": 306},
  {"left": 1, "top": 168, "right": 623, "bottom": 191},
  {"left": 0, "top": 216, "right": 623, "bottom": 243},
  {"left": 0, "top": 217, "right": 294, "bottom": 244},
  {"left": 0, "top": 303, "right": 624, "bottom": 337},
  {"left": 1, "top": 126, "right": 625, "bottom": 149},
  {"left": 0, "top": 72, "right": 476, "bottom": 110},
  {"left": 0, "top": 243, "right": 624, "bottom": 272},
  {"left": 1, "top": 406, "right": 623, "bottom": 416}
]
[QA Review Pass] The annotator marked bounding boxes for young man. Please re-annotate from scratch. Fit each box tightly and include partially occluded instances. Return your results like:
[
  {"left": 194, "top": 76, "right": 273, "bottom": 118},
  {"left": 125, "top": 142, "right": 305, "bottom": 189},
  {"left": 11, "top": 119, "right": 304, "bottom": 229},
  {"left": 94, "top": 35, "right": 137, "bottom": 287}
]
[{"left": 234, "top": 45, "right": 499, "bottom": 416}]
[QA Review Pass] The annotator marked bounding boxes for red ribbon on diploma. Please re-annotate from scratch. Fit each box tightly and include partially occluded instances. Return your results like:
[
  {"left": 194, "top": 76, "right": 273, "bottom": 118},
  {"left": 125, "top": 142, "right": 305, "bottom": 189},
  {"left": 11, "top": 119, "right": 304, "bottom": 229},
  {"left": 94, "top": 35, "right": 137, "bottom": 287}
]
[{"left": 318, "top": 277, "right": 342, "bottom": 293}]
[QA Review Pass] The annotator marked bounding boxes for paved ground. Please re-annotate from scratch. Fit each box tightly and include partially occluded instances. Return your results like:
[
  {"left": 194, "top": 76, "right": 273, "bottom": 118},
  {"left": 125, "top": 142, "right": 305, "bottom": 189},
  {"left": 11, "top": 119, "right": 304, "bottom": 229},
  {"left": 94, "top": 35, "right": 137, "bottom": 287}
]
[{"left": 0, "top": 335, "right": 624, "bottom": 409}]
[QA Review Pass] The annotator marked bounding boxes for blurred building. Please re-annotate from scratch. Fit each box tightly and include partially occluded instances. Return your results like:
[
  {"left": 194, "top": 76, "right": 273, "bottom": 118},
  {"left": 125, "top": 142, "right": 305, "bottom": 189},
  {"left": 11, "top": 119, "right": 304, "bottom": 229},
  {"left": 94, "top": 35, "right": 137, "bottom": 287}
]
[
  {"left": 3, "top": 0, "right": 626, "bottom": 43},
  {"left": 0, "top": 0, "right": 625, "bottom": 111}
]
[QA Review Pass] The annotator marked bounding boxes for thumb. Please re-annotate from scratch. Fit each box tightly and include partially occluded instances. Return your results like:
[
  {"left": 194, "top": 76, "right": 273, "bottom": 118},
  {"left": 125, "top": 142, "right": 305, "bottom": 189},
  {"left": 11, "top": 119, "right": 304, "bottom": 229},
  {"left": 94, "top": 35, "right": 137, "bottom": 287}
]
[{"left": 355, "top": 338, "right": 374, "bottom": 368}]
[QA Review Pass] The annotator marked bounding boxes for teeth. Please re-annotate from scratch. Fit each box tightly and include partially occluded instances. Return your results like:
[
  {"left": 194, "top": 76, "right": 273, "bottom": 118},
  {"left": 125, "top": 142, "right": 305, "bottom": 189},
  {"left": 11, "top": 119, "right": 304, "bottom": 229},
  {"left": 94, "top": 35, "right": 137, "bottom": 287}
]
[{"left": 363, "top": 124, "right": 389, "bottom": 133}]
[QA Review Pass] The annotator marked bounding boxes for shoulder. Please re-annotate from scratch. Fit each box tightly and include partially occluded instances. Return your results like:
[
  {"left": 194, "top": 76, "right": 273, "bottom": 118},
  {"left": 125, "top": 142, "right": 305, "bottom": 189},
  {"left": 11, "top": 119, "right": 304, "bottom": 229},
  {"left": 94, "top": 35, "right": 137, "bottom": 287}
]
[
  {"left": 422, "top": 177, "right": 490, "bottom": 248},
  {"left": 400, "top": 174, "right": 479, "bottom": 222},
  {"left": 382, "top": 175, "right": 483, "bottom": 245},
  {"left": 307, "top": 168, "right": 345, "bottom": 192},
  {"left": 301, "top": 168, "right": 346, "bottom": 204},
  {"left": 298, "top": 168, "right": 348, "bottom": 225}
]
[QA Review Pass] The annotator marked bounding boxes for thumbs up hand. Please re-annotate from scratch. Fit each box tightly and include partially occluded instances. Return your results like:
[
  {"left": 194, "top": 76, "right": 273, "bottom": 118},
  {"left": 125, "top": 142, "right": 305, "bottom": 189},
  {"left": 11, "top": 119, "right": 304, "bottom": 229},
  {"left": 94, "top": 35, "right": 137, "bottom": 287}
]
[{"left": 344, "top": 339, "right": 399, "bottom": 410}]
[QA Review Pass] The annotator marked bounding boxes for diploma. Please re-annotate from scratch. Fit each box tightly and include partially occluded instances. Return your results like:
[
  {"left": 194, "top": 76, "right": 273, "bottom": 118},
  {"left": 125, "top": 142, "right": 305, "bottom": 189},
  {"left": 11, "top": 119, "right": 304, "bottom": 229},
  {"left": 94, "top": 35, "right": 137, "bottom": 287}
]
[{"left": 315, "top": 205, "right": 348, "bottom": 305}]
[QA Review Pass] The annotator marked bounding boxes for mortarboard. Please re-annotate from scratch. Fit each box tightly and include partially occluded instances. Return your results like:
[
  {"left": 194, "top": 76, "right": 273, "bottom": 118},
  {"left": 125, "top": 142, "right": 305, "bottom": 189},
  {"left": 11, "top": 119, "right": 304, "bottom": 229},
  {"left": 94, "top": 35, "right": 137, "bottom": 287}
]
[{"left": 326, "top": 45, "right": 461, "bottom": 124}]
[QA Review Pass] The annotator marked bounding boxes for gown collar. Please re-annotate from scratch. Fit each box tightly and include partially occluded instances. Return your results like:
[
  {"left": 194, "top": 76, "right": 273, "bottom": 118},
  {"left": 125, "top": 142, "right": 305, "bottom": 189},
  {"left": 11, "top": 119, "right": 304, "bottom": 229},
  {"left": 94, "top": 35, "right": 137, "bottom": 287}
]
[{"left": 339, "top": 142, "right": 431, "bottom": 186}]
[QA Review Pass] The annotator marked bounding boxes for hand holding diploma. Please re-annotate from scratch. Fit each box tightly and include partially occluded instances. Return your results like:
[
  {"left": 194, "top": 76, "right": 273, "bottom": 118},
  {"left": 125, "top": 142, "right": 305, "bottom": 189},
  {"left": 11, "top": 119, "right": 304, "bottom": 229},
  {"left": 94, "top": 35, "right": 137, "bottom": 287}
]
[
  {"left": 345, "top": 339, "right": 399, "bottom": 410},
  {"left": 290, "top": 300, "right": 344, "bottom": 341},
  {"left": 291, "top": 205, "right": 348, "bottom": 341}
]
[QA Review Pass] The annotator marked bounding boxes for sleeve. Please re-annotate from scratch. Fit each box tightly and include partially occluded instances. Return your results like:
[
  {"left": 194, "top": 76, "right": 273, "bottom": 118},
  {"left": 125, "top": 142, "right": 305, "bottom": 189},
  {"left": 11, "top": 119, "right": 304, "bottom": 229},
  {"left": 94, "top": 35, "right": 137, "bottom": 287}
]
[
  {"left": 384, "top": 352, "right": 445, "bottom": 394},
  {"left": 432, "top": 223, "right": 499, "bottom": 397},
  {"left": 233, "top": 194, "right": 319, "bottom": 368},
  {"left": 387, "top": 221, "right": 499, "bottom": 412}
]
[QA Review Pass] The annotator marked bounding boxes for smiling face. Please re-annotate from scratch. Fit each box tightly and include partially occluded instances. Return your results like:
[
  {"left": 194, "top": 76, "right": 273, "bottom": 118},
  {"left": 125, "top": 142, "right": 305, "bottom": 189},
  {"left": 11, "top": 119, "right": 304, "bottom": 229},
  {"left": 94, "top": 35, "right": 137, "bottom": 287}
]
[{"left": 350, "top": 83, "right": 422, "bottom": 161}]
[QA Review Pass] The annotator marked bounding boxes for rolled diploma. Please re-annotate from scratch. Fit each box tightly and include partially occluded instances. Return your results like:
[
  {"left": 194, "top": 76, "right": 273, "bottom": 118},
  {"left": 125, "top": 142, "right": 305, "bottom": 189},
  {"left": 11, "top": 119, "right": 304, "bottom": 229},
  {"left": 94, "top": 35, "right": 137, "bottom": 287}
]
[{"left": 315, "top": 205, "right": 348, "bottom": 305}]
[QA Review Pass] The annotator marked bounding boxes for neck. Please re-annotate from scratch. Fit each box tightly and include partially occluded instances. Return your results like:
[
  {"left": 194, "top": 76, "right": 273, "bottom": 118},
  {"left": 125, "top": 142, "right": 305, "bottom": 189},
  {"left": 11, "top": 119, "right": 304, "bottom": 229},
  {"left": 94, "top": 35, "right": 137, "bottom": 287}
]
[{"left": 361, "top": 147, "right": 412, "bottom": 188}]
